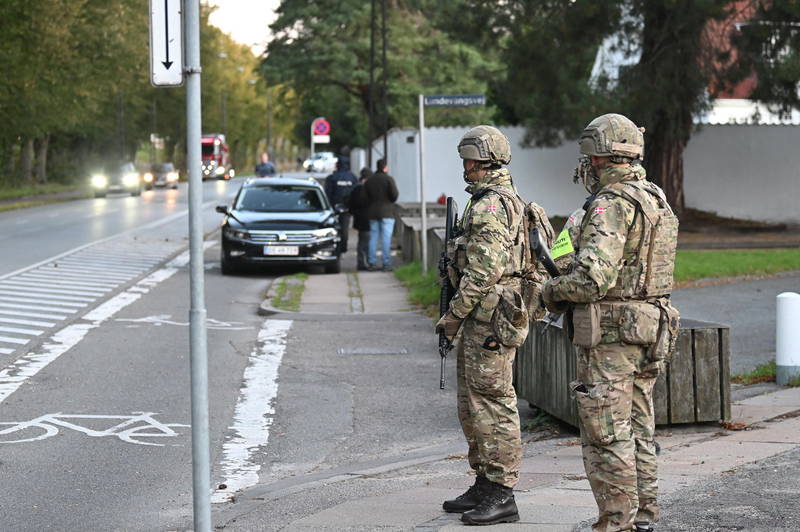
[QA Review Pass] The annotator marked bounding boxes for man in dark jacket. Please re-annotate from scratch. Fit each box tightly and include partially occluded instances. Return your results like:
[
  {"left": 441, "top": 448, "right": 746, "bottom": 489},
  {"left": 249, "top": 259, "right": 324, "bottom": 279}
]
[
  {"left": 324, "top": 156, "right": 358, "bottom": 252},
  {"left": 348, "top": 167, "right": 373, "bottom": 270},
  {"left": 255, "top": 153, "right": 276, "bottom": 177},
  {"left": 364, "top": 158, "right": 399, "bottom": 271}
]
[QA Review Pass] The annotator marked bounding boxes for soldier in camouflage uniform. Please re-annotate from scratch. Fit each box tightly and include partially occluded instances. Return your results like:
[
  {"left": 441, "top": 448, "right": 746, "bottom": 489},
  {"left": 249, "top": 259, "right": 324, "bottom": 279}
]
[
  {"left": 542, "top": 114, "right": 680, "bottom": 532},
  {"left": 435, "top": 125, "right": 529, "bottom": 526}
]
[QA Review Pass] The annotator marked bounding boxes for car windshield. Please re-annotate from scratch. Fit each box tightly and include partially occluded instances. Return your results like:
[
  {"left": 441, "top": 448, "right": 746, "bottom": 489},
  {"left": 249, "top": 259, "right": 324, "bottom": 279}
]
[
  {"left": 154, "top": 163, "right": 174, "bottom": 172},
  {"left": 235, "top": 185, "right": 326, "bottom": 213}
]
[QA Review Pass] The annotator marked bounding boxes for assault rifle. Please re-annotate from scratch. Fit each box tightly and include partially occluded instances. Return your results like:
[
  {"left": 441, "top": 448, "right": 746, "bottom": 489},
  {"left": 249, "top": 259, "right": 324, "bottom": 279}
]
[
  {"left": 438, "top": 197, "right": 460, "bottom": 390},
  {"left": 531, "top": 227, "right": 562, "bottom": 333}
]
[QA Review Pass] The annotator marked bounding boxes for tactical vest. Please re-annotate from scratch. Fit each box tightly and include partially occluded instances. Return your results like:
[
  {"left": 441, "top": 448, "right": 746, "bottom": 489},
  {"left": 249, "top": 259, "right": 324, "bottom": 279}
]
[{"left": 594, "top": 180, "right": 679, "bottom": 300}]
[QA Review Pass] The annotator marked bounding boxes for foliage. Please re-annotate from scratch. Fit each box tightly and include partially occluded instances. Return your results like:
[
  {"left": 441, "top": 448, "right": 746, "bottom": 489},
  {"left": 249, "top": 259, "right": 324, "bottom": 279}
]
[
  {"left": 731, "top": 360, "right": 776, "bottom": 385},
  {"left": 674, "top": 249, "right": 800, "bottom": 283},
  {"left": 271, "top": 272, "right": 309, "bottom": 312},
  {"left": 0, "top": 1, "right": 295, "bottom": 186},
  {"left": 262, "top": 0, "right": 498, "bottom": 152},
  {"left": 394, "top": 261, "right": 440, "bottom": 314}
]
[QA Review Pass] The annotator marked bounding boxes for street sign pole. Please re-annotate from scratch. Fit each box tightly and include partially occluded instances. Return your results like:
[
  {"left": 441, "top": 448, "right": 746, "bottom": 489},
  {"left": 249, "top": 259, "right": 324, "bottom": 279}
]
[
  {"left": 184, "top": 1, "right": 211, "bottom": 531},
  {"left": 418, "top": 94, "right": 428, "bottom": 274},
  {"left": 417, "top": 94, "right": 486, "bottom": 276}
]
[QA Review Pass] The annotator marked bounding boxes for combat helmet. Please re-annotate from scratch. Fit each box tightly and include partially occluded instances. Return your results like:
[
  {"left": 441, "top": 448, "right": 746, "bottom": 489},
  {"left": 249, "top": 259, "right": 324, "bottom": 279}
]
[
  {"left": 579, "top": 113, "right": 644, "bottom": 162},
  {"left": 457, "top": 125, "right": 511, "bottom": 166}
]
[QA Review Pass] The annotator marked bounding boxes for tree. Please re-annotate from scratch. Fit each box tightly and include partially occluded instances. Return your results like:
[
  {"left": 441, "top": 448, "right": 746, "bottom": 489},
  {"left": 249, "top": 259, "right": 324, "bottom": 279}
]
[
  {"left": 455, "top": 0, "right": 758, "bottom": 215},
  {"left": 262, "top": 0, "right": 498, "bottom": 153}
]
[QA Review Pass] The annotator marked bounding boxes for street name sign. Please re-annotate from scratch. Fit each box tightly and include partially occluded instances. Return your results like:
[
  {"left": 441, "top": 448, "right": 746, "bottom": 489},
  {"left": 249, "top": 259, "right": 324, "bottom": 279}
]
[
  {"left": 423, "top": 94, "right": 486, "bottom": 107},
  {"left": 150, "top": 0, "right": 183, "bottom": 87}
]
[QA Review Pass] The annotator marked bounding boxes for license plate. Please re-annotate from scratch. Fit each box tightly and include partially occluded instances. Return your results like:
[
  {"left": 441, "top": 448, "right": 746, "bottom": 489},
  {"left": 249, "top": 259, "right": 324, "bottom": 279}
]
[{"left": 264, "top": 245, "right": 299, "bottom": 256}]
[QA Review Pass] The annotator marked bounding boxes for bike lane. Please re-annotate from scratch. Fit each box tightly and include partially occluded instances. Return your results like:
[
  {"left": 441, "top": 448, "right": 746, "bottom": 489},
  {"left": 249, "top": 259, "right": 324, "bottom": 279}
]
[{"left": 0, "top": 243, "right": 272, "bottom": 531}]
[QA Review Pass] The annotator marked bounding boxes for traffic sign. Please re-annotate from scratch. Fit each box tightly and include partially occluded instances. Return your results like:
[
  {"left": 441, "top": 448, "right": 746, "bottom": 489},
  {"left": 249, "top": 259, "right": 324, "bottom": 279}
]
[
  {"left": 424, "top": 94, "right": 486, "bottom": 107},
  {"left": 312, "top": 135, "right": 330, "bottom": 144},
  {"left": 149, "top": 0, "right": 183, "bottom": 87},
  {"left": 313, "top": 119, "right": 331, "bottom": 136}
]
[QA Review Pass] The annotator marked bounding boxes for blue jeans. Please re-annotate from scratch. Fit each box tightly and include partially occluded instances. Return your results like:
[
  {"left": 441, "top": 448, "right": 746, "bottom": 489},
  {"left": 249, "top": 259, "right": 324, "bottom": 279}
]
[{"left": 368, "top": 218, "right": 395, "bottom": 267}]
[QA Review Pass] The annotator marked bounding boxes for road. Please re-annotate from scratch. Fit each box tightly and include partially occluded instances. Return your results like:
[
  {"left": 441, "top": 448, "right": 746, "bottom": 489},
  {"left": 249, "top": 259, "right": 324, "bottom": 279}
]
[{"left": 0, "top": 173, "right": 467, "bottom": 531}]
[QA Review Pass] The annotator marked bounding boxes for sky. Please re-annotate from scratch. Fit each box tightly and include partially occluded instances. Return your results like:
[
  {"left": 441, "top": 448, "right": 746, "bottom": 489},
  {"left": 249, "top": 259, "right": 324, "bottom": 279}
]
[{"left": 206, "top": 0, "right": 281, "bottom": 55}]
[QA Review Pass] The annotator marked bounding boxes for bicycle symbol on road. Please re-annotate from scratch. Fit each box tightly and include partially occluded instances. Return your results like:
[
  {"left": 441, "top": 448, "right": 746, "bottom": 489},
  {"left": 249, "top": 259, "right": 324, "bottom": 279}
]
[{"left": 0, "top": 412, "right": 189, "bottom": 446}]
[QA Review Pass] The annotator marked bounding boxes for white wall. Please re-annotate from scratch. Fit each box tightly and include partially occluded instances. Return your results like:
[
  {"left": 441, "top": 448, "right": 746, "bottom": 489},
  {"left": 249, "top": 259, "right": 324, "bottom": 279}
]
[
  {"left": 684, "top": 125, "right": 800, "bottom": 224},
  {"left": 367, "top": 124, "right": 800, "bottom": 224}
]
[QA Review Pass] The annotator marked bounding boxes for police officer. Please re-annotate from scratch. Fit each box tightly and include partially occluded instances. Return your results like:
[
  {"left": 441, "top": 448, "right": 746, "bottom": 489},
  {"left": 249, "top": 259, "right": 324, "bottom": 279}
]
[
  {"left": 324, "top": 156, "right": 358, "bottom": 252},
  {"left": 435, "top": 126, "right": 531, "bottom": 526},
  {"left": 542, "top": 114, "right": 680, "bottom": 532}
]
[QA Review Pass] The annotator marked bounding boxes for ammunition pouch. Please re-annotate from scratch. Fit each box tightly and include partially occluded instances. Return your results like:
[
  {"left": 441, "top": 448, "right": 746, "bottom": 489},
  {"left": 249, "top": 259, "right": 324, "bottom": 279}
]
[
  {"left": 650, "top": 300, "right": 681, "bottom": 363},
  {"left": 571, "top": 302, "right": 601, "bottom": 348},
  {"left": 492, "top": 284, "right": 529, "bottom": 348}
]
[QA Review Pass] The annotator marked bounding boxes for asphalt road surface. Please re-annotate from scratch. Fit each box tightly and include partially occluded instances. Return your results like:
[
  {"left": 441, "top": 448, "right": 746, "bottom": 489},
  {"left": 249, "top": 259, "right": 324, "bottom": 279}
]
[{"left": 0, "top": 172, "right": 467, "bottom": 531}]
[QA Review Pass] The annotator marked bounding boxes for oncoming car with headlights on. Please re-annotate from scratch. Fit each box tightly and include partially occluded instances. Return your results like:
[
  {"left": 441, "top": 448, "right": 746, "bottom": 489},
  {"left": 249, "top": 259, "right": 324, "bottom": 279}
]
[
  {"left": 216, "top": 177, "right": 344, "bottom": 274},
  {"left": 91, "top": 162, "right": 142, "bottom": 198},
  {"left": 143, "top": 162, "right": 180, "bottom": 190}
]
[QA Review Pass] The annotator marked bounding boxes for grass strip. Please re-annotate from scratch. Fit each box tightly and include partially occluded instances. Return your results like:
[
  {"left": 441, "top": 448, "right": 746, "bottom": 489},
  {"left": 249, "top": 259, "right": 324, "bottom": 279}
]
[
  {"left": 394, "top": 261, "right": 440, "bottom": 315},
  {"left": 0, "top": 195, "right": 93, "bottom": 213},
  {"left": 732, "top": 361, "right": 776, "bottom": 385},
  {"left": 0, "top": 183, "right": 85, "bottom": 202},
  {"left": 675, "top": 249, "right": 800, "bottom": 283},
  {"left": 270, "top": 272, "right": 308, "bottom": 312}
]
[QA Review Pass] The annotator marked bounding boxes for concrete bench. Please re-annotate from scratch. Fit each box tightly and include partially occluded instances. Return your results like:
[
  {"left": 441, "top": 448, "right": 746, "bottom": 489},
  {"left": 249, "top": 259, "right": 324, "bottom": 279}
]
[{"left": 514, "top": 318, "right": 731, "bottom": 427}]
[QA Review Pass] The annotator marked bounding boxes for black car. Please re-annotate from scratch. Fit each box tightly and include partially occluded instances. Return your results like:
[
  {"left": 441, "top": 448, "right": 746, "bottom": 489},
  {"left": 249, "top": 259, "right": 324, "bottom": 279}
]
[{"left": 217, "top": 177, "right": 343, "bottom": 274}]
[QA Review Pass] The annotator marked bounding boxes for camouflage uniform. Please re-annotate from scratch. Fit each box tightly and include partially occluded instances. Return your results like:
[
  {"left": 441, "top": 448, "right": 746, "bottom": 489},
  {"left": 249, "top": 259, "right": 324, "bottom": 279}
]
[
  {"left": 449, "top": 167, "right": 524, "bottom": 489},
  {"left": 543, "top": 163, "right": 679, "bottom": 532}
]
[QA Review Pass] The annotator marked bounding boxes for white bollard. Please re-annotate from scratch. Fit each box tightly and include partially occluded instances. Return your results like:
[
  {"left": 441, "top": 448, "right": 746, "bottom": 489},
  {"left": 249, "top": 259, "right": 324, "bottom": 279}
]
[{"left": 776, "top": 292, "right": 800, "bottom": 386}]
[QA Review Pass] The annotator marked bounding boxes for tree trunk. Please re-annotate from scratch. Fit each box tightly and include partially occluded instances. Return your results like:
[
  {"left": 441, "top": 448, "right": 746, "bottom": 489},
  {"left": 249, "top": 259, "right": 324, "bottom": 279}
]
[
  {"left": 643, "top": 133, "right": 686, "bottom": 215},
  {"left": 35, "top": 135, "right": 50, "bottom": 184},
  {"left": 20, "top": 138, "right": 34, "bottom": 185}
]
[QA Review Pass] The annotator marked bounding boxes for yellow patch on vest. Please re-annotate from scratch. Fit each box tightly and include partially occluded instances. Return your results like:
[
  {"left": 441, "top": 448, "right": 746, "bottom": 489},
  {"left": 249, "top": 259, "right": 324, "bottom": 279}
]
[{"left": 551, "top": 228, "right": 575, "bottom": 259}]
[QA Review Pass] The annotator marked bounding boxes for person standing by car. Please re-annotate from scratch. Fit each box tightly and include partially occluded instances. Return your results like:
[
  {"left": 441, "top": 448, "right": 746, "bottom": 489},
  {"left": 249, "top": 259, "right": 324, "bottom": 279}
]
[
  {"left": 364, "top": 158, "right": 398, "bottom": 271},
  {"left": 255, "top": 152, "right": 276, "bottom": 177},
  {"left": 349, "top": 167, "right": 373, "bottom": 271},
  {"left": 324, "top": 156, "right": 359, "bottom": 253}
]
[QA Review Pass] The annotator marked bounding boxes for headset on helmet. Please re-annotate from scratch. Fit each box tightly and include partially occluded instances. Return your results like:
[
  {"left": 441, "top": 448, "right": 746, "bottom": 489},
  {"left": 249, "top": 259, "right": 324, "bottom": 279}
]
[
  {"left": 579, "top": 113, "right": 644, "bottom": 162},
  {"left": 457, "top": 125, "right": 511, "bottom": 166}
]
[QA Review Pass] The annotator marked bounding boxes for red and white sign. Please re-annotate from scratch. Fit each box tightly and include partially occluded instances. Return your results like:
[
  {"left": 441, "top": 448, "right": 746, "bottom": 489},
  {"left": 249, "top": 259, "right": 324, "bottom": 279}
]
[{"left": 313, "top": 119, "right": 331, "bottom": 136}]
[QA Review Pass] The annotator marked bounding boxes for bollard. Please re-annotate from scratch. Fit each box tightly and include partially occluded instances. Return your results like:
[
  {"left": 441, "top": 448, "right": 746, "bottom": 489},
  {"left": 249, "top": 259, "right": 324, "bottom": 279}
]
[{"left": 776, "top": 292, "right": 800, "bottom": 386}]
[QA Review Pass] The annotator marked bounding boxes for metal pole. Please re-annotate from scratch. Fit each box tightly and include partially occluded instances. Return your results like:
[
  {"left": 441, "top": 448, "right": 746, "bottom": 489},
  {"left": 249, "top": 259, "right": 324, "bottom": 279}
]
[
  {"left": 368, "top": 0, "right": 375, "bottom": 168},
  {"left": 184, "top": 1, "right": 211, "bottom": 530},
  {"left": 381, "top": 0, "right": 388, "bottom": 161},
  {"left": 419, "top": 94, "right": 428, "bottom": 275}
]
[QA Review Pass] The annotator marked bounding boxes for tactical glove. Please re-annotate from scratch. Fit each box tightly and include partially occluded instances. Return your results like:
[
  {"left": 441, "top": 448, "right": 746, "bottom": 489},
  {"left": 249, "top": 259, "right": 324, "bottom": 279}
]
[
  {"left": 435, "top": 311, "right": 463, "bottom": 342},
  {"left": 541, "top": 281, "right": 569, "bottom": 314}
]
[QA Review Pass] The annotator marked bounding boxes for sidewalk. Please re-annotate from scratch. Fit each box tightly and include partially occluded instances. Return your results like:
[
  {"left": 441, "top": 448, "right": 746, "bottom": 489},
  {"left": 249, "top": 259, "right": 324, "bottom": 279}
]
[{"left": 242, "top": 244, "right": 800, "bottom": 531}]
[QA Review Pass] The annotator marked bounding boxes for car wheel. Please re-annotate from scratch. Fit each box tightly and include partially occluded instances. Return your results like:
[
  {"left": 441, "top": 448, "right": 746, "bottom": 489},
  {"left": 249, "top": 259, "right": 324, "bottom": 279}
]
[{"left": 324, "top": 258, "right": 341, "bottom": 274}]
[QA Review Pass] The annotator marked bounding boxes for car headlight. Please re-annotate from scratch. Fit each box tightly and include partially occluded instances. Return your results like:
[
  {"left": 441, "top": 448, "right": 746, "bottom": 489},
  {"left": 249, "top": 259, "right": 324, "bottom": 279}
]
[
  {"left": 91, "top": 175, "right": 108, "bottom": 188},
  {"left": 143, "top": 172, "right": 154, "bottom": 183},
  {"left": 224, "top": 227, "right": 250, "bottom": 240},
  {"left": 311, "top": 228, "right": 337, "bottom": 239},
  {"left": 122, "top": 173, "right": 139, "bottom": 187},
  {"left": 166, "top": 171, "right": 178, "bottom": 181},
  {"left": 215, "top": 166, "right": 226, "bottom": 175}
]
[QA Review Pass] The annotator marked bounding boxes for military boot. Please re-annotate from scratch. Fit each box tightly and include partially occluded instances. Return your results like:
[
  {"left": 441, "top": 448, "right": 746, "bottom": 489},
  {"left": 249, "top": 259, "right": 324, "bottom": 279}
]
[
  {"left": 460, "top": 481, "right": 519, "bottom": 525},
  {"left": 635, "top": 523, "right": 654, "bottom": 532},
  {"left": 442, "top": 475, "right": 489, "bottom": 513}
]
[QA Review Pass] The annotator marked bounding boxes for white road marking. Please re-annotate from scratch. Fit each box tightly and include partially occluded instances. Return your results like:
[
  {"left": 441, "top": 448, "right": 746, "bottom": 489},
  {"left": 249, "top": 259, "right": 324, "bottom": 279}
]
[
  {"left": 0, "top": 336, "right": 28, "bottom": 345},
  {"left": 0, "top": 348, "right": 13, "bottom": 355},
  {"left": 0, "top": 309, "right": 62, "bottom": 321},
  {"left": 53, "top": 259, "right": 145, "bottom": 274},
  {"left": 13, "top": 276, "right": 114, "bottom": 290},
  {"left": 0, "top": 266, "right": 179, "bottom": 405},
  {"left": 0, "top": 290, "right": 95, "bottom": 303},
  {"left": 0, "top": 295, "right": 87, "bottom": 308},
  {"left": 0, "top": 325, "right": 43, "bottom": 336},
  {"left": 0, "top": 281, "right": 107, "bottom": 297},
  {"left": 74, "top": 254, "right": 161, "bottom": 266},
  {"left": 38, "top": 265, "right": 139, "bottom": 279},
  {"left": 32, "top": 267, "right": 133, "bottom": 282},
  {"left": 16, "top": 272, "right": 120, "bottom": 287},
  {"left": 0, "top": 301, "right": 79, "bottom": 314},
  {"left": 211, "top": 319, "right": 293, "bottom": 504},
  {"left": 0, "top": 316, "right": 57, "bottom": 328},
  {"left": 0, "top": 412, "right": 189, "bottom": 446},
  {"left": 115, "top": 314, "right": 252, "bottom": 330}
]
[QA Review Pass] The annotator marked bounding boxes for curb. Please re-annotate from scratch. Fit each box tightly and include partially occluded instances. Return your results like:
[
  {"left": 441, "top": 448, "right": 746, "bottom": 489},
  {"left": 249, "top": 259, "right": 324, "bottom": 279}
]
[{"left": 257, "top": 275, "right": 296, "bottom": 316}]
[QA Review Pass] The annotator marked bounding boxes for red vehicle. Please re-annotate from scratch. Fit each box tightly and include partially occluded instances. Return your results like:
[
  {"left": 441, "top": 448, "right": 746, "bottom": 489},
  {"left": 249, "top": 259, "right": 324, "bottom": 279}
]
[{"left": 201, "top": 133, "right": 235, "bottom": 180}]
